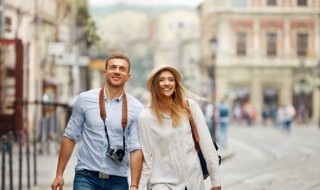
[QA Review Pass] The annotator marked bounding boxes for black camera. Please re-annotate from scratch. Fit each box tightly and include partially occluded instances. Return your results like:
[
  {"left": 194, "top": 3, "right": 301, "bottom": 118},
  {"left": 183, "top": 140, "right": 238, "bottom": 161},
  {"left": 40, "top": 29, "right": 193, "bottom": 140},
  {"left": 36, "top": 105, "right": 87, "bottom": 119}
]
[{"left": 106, "top": 147, "right": 125, "bottom": 162}]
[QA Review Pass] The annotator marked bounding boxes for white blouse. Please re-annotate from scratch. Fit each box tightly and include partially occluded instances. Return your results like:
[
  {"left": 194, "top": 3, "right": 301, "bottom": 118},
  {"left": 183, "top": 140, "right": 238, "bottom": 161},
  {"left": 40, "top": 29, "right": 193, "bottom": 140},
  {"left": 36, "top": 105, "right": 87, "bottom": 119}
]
[{"left": 138, "top": 99, "right": 221, "bottom": 190}]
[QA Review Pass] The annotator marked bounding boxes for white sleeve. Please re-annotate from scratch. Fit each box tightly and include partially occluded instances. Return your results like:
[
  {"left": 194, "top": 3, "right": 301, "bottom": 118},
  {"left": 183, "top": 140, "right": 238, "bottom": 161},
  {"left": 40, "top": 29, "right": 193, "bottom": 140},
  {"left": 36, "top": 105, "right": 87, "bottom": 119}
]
[
  {"left": 189, "top": 99, "right": 222, "bottom": 187},
  {"left": 138, "top": 114, "right": 153, "bottom": 190}
]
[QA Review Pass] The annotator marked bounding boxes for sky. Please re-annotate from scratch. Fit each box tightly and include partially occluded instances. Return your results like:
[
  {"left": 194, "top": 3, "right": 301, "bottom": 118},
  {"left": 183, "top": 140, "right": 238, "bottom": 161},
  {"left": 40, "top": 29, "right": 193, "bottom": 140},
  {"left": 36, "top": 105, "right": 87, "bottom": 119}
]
[{"left": 89, "top": 0, "right": 204, "bottom": 7}]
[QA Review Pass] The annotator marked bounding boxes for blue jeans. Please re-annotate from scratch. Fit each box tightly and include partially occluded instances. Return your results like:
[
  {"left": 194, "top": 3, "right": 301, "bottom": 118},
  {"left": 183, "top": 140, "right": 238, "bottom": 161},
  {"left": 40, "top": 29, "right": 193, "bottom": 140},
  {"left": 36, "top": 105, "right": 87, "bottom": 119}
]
[
  {"left": 218, "top": 122, "right": 228, "bottom": 149},
  {"left": 73, "top": 170, "right": 128, "bottom": 190},
  {"left": 283, "top": 120, "right": 292, "bottom": 133}
]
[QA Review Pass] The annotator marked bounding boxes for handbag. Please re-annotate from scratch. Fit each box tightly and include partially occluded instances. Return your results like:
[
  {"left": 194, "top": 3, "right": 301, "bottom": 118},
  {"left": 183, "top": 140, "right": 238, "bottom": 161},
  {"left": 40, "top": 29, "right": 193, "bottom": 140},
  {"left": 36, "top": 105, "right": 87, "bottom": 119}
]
[{"left": 187, "top": 102, "right": 221, "bottom": 180}]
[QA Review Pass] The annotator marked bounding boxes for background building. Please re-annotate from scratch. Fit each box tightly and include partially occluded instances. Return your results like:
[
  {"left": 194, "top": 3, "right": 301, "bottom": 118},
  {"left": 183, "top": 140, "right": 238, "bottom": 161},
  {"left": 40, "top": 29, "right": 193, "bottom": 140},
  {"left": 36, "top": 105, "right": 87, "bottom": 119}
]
[
  {"left": 90, "top": 3, "right": 203, "bottom": 102},
  {"left": 199, "top": 0, "right": 320, "bottom": 124},
  {"left": 0, "top": 0, "right": 96, "bottom": 135}
]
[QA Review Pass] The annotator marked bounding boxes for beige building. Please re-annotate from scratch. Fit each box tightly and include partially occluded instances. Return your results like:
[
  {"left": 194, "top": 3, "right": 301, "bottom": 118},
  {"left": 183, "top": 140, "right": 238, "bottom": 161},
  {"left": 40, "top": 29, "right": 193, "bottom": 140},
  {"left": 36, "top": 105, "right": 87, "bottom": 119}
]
[
  {"left": 0, "top": 0, "right": 74, "bottom": 133},
  {"left": 199, "top": 0, "right": 320, "bottom": 123}
]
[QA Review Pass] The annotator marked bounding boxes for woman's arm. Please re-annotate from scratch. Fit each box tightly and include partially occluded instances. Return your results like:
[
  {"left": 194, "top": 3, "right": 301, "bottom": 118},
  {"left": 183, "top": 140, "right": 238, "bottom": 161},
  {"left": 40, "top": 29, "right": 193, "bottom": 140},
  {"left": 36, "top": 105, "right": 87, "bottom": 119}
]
[{"left": 189, "top": 99, "right": 222, "bottom": 188}]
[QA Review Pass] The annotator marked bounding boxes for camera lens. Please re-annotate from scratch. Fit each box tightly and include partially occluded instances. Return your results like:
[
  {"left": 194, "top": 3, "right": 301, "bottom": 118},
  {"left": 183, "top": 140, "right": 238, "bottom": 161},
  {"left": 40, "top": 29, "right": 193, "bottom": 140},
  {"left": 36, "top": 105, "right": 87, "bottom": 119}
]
[{"left": 115, "top": 149, "right": 125, "bottom": 161}]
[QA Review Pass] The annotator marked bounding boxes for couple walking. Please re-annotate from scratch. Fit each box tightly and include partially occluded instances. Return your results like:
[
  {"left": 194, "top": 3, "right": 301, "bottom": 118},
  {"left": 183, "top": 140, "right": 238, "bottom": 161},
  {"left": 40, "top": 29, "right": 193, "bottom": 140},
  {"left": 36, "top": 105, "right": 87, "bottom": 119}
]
[{"left": 51, "top": 54, "right": 221, "bottom": 190}]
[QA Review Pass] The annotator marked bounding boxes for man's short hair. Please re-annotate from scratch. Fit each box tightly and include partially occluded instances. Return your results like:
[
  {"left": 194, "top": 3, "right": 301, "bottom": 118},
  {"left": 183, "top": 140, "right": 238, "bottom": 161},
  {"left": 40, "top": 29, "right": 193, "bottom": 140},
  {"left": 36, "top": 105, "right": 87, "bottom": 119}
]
[{"left": 105, "top": 54, "right": 131, "bottom": 73}]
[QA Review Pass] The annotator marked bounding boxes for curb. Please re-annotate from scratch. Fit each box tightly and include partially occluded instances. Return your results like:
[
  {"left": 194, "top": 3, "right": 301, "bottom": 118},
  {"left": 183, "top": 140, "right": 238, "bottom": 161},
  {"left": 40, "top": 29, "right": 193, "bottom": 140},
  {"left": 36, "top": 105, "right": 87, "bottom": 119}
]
[{"left": 220, "top": 148, "right": 235, "bottom": 162}]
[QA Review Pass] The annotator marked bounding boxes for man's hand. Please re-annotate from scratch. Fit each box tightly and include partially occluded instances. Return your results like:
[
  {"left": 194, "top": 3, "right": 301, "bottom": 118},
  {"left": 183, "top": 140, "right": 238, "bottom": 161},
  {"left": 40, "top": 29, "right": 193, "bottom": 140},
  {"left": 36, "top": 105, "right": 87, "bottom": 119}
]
[
  {"left": 51, "top": 175, "right": 64, "bottom": 190},
  {"left": 130, "top": 185, "right": 138, "bottom": 190},
  {"left": 211, "top": 186, "right": 221, "bottom": 190}
]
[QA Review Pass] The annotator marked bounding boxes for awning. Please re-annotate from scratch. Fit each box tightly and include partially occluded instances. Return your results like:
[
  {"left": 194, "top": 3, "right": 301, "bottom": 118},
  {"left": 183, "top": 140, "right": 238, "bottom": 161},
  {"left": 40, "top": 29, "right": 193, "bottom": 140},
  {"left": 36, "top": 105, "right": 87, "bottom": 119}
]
[{"left": 88, "top": 59, "right": 105, "bottom": 70}]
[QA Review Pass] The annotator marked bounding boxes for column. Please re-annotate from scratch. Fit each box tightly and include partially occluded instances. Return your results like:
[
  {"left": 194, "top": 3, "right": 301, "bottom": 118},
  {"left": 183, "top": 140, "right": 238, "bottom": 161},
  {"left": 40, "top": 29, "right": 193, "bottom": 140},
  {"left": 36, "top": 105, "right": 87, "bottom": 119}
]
[
  {"left": 251, "top": 68, "right": 262, "bottom": 123},
  {"left": 253, "top": 18, "right": 260, "bottom": 60}
]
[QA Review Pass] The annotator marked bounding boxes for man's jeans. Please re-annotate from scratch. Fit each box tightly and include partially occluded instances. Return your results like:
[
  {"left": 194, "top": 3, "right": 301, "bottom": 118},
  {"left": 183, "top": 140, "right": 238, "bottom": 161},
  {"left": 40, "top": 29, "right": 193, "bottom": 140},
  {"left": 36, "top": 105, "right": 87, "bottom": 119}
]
[{"left": 73, "top": 170, "right": 128, "bottom": 190}]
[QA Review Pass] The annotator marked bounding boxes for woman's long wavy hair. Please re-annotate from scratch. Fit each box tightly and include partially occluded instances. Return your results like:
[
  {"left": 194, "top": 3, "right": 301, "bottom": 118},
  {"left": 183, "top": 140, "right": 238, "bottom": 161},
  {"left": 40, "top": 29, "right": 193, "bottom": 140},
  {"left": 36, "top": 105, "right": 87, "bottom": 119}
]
[{"left": 149, "top": 69, "right": 205, "bottom": 127}]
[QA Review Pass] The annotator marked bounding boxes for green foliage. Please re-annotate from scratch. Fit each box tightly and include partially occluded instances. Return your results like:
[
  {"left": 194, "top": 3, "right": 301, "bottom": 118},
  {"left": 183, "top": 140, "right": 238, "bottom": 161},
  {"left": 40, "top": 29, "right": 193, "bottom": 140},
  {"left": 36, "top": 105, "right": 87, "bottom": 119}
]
[
  {"left": 84, "top": 18, "right": 100, "bottom": 48},
  {"left": 68, "top": 0, "right": 100, "bottom": 48}
]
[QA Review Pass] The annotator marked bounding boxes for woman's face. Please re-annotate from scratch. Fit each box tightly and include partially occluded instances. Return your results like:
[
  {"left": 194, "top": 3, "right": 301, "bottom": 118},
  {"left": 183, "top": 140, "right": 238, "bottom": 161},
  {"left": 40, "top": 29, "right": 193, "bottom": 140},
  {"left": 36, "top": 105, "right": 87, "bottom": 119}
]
[{"left": 157, "top": 70, "right": 176, "bottom": 98}]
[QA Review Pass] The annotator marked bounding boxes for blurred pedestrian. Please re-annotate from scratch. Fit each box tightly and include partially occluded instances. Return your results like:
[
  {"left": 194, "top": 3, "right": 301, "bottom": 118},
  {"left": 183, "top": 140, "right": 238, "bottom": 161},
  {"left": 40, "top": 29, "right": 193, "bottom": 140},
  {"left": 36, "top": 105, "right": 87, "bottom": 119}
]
[
  {"left": 244, "top": 101, "right": 253, "bottom": 127},
  {"left": 204, "top": 102, "right": 217, "bottom": 140},
  {"left": 138, "top": 65, "right": 221, "bottom": 190},
  {"left": 218, "top": 97, "right": 229, "bottom": 149},
  {"left": 233, "top": 103, "right": 242, "bottom": 124},
  {"left": 261, "top": 105, "right": 269, "bottom": 125},
  {"left": 277, "top": 104, "right": 285, "bottom": 129},
  {"left": 51, "top": 54, "right": 144, "bottom": 190},
  {"left": 283, "top": 104, "right": 296, "bottom": 134}
]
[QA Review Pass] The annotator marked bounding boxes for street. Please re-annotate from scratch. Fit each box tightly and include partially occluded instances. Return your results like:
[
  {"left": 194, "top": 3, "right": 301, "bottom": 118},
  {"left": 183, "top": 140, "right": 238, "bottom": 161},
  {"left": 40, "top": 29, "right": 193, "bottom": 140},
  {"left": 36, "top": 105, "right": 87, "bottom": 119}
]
[
  {"left": 204, "top": 124, "right": 320, "bottom": 190},
  {"left": 4, "top": 124, "right": 319, "bottom": 190}
]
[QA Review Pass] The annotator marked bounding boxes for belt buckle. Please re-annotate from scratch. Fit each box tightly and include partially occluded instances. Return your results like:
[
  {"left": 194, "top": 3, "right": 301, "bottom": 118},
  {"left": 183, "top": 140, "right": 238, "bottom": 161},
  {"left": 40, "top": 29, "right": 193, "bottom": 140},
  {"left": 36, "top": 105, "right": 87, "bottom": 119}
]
[{"left": 98, "top": 172, "right": 109, "bottom": 179}]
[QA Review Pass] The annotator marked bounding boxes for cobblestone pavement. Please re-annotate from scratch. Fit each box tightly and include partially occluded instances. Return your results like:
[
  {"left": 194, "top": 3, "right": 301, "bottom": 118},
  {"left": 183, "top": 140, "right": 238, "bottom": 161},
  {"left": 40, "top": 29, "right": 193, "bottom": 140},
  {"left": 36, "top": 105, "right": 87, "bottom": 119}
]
[
  {"left": 3, "top": 123, "right": 319, "bottom": 190},
  {"left": 204, "top": 124, "right": 320, "bottom": 190}
]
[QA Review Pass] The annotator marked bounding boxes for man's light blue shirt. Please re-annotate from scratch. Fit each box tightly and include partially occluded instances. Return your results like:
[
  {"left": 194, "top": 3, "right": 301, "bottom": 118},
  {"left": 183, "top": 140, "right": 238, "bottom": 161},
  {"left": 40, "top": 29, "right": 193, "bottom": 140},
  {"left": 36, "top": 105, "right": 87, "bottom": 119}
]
[{"left": 64, "top": 88, "right": 143, "bottom": 177}]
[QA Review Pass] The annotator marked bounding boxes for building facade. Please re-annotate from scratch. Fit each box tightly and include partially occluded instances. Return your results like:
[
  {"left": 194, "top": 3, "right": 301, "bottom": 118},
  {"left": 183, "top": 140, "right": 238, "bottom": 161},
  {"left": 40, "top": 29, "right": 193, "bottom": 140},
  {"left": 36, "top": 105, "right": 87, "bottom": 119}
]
[
  {"left": 199, "top": 0, "right": 320, "bottom": 123},
  {"left": 0, "top": 0, "right": 74, "bottom": 134}
]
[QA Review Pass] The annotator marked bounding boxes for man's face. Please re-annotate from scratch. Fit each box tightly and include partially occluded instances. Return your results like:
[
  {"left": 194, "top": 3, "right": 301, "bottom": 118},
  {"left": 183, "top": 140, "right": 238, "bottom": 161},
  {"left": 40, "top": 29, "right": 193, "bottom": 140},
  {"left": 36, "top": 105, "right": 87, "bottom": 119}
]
[{"left": 103, "top": 58, "right": 131, "bottom": 88}]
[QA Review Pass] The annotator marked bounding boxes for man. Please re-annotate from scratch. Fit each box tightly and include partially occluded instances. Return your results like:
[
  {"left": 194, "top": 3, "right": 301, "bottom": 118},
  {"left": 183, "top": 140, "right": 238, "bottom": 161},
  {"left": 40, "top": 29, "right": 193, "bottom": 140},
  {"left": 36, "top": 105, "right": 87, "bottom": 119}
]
[{"left": 51, "top": 54, "right": 143, "bottom": 190}]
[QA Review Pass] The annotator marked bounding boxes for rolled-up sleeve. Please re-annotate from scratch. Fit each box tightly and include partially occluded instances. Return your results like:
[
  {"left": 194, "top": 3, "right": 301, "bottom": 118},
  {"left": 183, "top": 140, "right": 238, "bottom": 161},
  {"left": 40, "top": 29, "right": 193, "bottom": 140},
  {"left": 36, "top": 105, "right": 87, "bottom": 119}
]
[
  {"left": 64, "top": 94, "right": 85, "bottom": 143},
  {"left": 189, "top": 99, "right": 221, "bottom": 187},
  {"left": 127, "top": 105, "right": 143, "bottom": 152}
]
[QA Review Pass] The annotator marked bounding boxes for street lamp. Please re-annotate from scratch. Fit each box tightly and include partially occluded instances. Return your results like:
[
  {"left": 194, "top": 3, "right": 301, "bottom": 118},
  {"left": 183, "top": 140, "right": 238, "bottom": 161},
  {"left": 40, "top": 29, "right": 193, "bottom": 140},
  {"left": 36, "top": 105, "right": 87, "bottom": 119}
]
[
  {"left": 208, "top": 37, "right": 217, "bottom": 141},
  {"left": 317, "top": 60, "right": 320, "bottom": 127},
  {"left": 209, "top": 37, "right": 217, "bottom": 103},
  {"left": 294, "top": 61, "right": 311, "bottom": 103}
]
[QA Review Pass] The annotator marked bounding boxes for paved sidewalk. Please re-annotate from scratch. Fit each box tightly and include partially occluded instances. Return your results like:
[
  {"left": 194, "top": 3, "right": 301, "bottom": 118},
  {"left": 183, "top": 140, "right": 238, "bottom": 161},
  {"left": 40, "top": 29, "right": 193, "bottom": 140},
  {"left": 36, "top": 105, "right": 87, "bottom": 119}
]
[
  {"left": 28, "top": 152, "right": 76, "bottom": 190},
  {"left": 3, "top": 141, "right": 234, "bottom": 190}
]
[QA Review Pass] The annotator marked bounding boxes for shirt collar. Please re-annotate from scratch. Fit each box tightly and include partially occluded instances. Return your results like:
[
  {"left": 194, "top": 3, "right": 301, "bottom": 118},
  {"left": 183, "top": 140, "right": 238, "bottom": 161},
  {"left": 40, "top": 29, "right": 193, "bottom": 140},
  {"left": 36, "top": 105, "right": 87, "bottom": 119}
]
[{"left": 103, "top": 87, "right": 123, "bottom": 102}]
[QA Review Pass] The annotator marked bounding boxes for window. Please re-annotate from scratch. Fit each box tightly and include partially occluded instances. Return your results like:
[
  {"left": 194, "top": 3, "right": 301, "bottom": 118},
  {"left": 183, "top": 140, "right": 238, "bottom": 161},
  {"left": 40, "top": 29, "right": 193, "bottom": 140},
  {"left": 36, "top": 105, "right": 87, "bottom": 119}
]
[
  {"left": 232, "top": 0, "right": 247, "bottom": 7},
  {"left": 297, "top": 33, "right": 308, "bottom": 56},
  {"left": 5, "top": 16, "right": 12, "bottom": 32},
  {"left": 297, "top": 0, "right": 307, "bottom": 6},
  {"left": 267, "top": 0, "right": 277, "bottom": 6},
  {"left": 236, "top": 32, "right": 247, "bottom": 56},
  {"left": 267, "top": 33, "right": 277, "bottom": 56}
]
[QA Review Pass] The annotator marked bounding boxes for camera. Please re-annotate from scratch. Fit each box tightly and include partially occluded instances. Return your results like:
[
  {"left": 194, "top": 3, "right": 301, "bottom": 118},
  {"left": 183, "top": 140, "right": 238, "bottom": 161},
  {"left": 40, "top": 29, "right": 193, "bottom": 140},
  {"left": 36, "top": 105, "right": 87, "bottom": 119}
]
[{"left": 106, "top": 147, "right": 125, "bottom": 162}]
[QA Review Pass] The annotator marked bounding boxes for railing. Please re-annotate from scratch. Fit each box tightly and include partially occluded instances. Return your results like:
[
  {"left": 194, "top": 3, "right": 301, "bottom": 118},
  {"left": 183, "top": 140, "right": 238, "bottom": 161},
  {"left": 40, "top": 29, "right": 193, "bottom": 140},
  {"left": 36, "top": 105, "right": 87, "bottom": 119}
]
[{"left": 0, "top": 100, "right": 71, "bottom": 190}]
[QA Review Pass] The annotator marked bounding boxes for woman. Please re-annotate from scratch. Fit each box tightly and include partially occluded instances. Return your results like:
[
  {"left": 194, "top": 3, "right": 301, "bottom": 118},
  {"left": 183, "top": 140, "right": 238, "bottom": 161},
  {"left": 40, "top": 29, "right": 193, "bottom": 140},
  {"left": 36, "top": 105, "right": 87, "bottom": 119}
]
[{"left": 138, "top": 65, "right": 221, "bottom": 190}]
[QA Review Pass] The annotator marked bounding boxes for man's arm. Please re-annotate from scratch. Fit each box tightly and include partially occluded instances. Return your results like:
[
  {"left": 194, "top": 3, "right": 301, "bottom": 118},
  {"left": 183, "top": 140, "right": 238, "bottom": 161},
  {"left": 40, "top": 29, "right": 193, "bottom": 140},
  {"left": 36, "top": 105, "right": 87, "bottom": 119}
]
[
  {"left": 51, "top": 137, "right": 75, "bottom": 190},
  {"left": 129, "top": 149, "right": 143, "bottom": 190}
]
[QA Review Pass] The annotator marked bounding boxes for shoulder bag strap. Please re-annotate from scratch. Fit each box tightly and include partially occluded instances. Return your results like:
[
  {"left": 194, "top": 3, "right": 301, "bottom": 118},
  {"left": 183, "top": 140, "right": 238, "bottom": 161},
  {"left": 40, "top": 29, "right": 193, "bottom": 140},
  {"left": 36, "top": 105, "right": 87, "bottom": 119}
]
[{"left": 186, "top": 100, "right": 201, "bottom": 152}]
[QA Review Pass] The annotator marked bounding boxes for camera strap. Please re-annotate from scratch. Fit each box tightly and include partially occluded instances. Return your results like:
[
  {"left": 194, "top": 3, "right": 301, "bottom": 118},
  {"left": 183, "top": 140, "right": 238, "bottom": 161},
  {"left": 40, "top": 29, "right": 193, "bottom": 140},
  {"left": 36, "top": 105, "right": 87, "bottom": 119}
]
[{"left": 99, "top": 87, "right": 128, "bottom": 152}]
